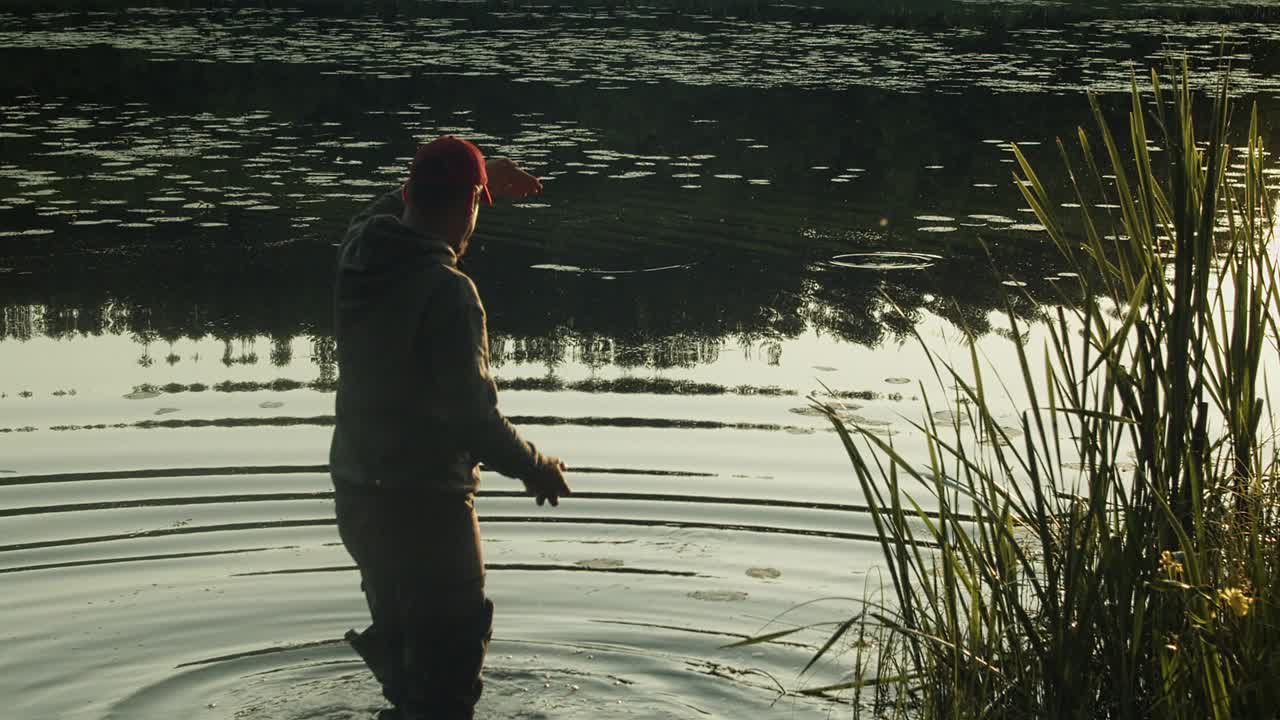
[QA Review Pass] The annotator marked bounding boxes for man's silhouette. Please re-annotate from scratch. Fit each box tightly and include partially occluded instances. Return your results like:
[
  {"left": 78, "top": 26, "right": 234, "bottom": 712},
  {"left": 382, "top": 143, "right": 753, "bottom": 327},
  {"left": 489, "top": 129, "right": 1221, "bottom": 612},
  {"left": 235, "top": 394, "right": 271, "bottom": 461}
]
[{"left": 329, "top": 136, "right": 571, "bottom": 720}]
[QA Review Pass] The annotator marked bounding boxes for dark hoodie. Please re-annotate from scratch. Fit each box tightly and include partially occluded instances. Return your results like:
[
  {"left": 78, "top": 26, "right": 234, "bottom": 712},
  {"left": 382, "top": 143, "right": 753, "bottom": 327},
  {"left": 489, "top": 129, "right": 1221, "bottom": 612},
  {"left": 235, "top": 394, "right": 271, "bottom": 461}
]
[{"left": 328, "top": 189, "right": 544, "bottom": 494}]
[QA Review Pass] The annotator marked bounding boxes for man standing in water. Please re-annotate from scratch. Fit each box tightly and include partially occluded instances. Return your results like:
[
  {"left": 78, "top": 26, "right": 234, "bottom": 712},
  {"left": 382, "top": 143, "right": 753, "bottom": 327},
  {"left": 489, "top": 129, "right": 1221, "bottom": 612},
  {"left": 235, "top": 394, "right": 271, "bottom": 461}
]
[{"left": 329, "top": 135, "right": 571, "bottom": 720}]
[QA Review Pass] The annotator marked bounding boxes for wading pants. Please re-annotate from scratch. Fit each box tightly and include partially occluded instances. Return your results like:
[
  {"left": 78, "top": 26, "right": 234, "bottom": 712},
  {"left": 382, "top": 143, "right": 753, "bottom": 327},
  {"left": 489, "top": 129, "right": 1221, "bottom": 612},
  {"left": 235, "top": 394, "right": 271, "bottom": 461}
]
[{"left": 335, "top": 486, "right": 492, "bottom": 720}]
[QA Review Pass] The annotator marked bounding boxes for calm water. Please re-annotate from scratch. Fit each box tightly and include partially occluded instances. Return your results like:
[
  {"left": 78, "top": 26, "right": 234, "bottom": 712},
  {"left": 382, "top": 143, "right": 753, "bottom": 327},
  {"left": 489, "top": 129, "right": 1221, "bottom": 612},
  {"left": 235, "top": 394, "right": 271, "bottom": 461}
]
[{"left": 2, "top": 4, "right": 1279, "bottom": 719}]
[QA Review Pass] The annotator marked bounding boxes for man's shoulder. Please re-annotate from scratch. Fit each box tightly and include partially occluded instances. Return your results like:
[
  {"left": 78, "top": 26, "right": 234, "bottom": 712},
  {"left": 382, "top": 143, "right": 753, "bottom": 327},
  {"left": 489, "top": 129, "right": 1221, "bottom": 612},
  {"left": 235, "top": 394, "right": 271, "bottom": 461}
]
[{"left": 439, "top": 265, "right": 483, "bottom": 308}]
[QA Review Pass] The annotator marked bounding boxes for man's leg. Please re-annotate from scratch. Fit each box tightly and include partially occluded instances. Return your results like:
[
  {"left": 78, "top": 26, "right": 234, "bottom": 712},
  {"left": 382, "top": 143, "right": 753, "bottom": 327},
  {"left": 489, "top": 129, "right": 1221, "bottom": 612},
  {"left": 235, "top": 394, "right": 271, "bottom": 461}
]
[
  {"left": 345, "top": 571, "right": 407, "bottom": 706},
  {"left": 397, "top": 494, "right": 489, "bottom": 720},
  {"left": 432, "top": 592, "right": 494, "bottom": 718},
  {"left": 337, "top": 489, "right": 491, "bottom": 719},
  {"left": 399, "top": 576, "right": 492, "bottom": 720},
  {"left": 335, "top": 490, "right": 407, "bottom": 707}
]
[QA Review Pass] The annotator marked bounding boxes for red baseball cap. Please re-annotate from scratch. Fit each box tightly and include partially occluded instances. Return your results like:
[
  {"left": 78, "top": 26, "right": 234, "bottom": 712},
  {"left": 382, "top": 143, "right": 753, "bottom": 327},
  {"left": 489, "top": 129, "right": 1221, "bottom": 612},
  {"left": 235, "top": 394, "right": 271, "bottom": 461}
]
[{"left": 407, "top": 135, "right": 493, "bottom": 206}]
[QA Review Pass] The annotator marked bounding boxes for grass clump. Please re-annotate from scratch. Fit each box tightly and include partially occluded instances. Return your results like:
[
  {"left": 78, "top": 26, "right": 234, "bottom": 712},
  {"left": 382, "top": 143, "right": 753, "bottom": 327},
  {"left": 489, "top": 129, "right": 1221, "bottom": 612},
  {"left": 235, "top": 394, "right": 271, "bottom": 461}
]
[{"left": 783, "top": 61, "right": 1279, "bottom": 719}]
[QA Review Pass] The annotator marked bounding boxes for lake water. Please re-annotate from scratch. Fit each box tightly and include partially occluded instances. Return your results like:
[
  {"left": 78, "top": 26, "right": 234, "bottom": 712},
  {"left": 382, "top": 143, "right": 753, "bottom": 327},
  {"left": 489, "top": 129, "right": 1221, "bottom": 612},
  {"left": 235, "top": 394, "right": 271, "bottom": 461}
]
[{"left": 2, "top": 4, "right": 1279, "bottom": 719}]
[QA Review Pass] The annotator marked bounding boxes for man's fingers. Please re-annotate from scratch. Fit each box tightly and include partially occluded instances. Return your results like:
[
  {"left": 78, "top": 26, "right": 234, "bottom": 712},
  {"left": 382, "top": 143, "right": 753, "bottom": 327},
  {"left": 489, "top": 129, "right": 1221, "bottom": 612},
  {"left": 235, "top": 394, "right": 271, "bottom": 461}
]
[{"left": 486, "top": 157, "right": 542, "bottom": 200}]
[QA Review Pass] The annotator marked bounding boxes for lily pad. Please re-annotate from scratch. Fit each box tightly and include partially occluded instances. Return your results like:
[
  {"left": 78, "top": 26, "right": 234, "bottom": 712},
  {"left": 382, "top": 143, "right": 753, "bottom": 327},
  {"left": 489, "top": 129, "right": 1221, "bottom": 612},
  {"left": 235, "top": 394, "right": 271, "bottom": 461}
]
[{"left": 688, "top": 590, "right": 749, "bottom": 602}]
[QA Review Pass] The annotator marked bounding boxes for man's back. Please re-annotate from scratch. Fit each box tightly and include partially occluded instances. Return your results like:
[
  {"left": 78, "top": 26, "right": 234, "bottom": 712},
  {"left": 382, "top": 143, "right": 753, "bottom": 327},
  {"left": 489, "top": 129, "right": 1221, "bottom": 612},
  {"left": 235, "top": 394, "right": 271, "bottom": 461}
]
[
  {"left": 329, "top": 189, "right": 543, "bottom": 494},
  {"left": 329, "top": 189, "right": 476, "bottom": 493}
]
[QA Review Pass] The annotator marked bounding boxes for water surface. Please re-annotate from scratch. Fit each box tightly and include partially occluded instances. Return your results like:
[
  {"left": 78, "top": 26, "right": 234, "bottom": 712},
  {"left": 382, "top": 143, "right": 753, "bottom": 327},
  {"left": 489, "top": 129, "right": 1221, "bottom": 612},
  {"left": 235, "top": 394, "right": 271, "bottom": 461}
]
[{"left": 2, "top": 4, "right": 1279, "bottom": 718}]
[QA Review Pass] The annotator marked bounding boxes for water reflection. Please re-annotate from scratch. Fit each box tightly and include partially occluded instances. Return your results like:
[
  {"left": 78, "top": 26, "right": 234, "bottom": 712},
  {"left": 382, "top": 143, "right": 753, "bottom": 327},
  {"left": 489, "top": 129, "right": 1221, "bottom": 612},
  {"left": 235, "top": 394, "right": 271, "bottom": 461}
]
[
  {"left": 4, "top": 8, "right": 1280, "bottom": 719},
  {"left": 2, "top": 15, "right": 1276, "bottom": 363},
  {"left": 0, "top": 89, "right": 1148, "bottom": 366}
]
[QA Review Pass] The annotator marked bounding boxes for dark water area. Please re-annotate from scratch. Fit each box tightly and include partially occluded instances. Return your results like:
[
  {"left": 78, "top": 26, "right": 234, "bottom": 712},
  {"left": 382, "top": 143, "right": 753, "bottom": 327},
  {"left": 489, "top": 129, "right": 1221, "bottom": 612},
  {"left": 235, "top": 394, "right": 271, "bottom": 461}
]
[
  {"left": 2, "top": 5, "right": 1279, "bottom": 719},
  {"left": 3, "top": 60, "right": 1273, "bottom": 358}
]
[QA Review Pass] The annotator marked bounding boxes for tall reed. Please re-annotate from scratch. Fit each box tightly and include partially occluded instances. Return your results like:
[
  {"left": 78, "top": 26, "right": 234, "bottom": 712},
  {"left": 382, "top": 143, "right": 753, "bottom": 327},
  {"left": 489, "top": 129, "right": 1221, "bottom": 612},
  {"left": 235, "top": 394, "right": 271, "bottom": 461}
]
[{"left": 783, "top": 61, "right": 1279, "bottom": 719}]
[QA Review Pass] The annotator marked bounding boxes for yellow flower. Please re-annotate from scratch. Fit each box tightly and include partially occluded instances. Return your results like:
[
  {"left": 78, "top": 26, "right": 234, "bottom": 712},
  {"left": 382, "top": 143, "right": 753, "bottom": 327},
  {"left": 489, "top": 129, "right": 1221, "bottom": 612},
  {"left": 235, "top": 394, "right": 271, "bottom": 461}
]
[
  {"left": 1218, "top": 588, "right": 1254, "bottom": 618},
  {"left": 1159, "top": 550, "right": 1185, "bottom": 580}
]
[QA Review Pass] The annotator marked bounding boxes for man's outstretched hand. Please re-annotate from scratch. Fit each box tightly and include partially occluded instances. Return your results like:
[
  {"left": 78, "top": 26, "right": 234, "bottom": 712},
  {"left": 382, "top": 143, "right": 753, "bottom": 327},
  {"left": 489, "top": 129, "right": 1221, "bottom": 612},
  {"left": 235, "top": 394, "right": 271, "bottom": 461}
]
[
  {"left": 524, "top": 456, "right": 571, "bottom": 507},
  {"left": 486, "top": 157, "right": 543, "bottom": 200}
]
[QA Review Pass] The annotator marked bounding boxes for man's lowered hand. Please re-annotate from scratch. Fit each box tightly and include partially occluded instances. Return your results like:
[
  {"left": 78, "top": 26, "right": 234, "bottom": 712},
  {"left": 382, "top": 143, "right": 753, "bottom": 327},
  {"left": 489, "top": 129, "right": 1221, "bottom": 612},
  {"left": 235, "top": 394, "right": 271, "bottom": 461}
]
[{"left": 524, "top": 457, "right": 571, "bottom": 507}]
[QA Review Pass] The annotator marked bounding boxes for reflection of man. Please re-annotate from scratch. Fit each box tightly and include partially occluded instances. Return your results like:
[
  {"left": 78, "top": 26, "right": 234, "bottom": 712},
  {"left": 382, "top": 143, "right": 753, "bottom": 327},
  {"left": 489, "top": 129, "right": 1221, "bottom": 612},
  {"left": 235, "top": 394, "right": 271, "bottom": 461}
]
[{"left": 329, "top": 135, "right": 571, "bottom": 720}]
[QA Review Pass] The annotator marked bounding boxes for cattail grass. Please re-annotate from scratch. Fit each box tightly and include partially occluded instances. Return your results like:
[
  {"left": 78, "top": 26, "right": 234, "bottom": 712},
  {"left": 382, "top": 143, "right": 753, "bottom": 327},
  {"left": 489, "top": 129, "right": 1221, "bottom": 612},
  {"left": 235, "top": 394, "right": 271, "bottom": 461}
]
[{"left": 752, "top": 59, "right": 1279, "bottom": 719}]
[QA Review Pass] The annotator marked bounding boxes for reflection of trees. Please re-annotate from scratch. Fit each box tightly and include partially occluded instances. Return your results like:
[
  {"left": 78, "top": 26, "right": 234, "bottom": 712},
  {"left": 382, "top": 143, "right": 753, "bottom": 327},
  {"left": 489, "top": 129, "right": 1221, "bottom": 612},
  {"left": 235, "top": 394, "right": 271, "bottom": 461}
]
[
  {"left": 0, "top": 234, "right": 1062, "bottom": 370},
  {"left": 490, "top": 331, "right": 724, "bottom": 370},
  {"left": 803, "top": 273, "right": 899, "bottom": 348},
  {"left": 4, "top": 44, "right": 1221, "bottom": 368},
  {"left": 311, "top": 335, "right": 337, "bottom": 385},
  {"left": 269, "top": 335, "right": 294, "bottom": 367},
  {"left": 1, "top": 305, "right": 39, "bottom": 342}
]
